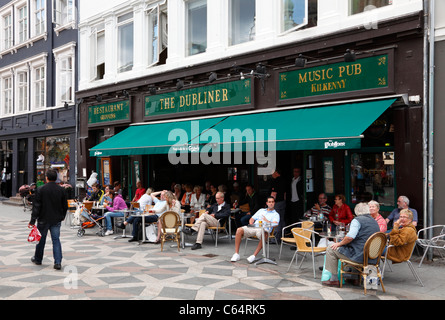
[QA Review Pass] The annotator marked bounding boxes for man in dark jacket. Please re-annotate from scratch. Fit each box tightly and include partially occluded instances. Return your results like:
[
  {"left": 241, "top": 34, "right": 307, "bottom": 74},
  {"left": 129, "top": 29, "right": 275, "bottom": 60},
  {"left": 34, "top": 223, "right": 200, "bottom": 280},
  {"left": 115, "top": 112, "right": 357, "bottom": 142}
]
[
  {"left": 187, "top": 191, "right": 231, "bottom": 250},
  {"left": 29, "top": 169, "right": 68, "bottom": 270},
  {"left": 235, "top": 184, "right": 261, "bottom": 227}
]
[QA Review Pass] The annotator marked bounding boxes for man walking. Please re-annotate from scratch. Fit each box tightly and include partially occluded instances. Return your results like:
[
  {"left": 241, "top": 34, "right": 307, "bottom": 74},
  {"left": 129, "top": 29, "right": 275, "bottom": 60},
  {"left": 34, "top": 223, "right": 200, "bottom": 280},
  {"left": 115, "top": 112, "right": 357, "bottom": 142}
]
[{"left": 29, "top": 169, "right": 68, "bottom": 270}]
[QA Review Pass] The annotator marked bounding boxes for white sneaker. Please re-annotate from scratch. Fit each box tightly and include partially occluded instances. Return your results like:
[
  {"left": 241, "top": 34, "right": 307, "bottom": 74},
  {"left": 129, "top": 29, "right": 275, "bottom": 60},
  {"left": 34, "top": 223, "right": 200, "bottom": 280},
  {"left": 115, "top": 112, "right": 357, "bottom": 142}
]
[
  {"left": 247, "top": 255, "right": 256, "bottom": 264},
  {"left": 231, "top": 253, "right": 240, "bottom": 262},
  {"left": 105, "top": 230, "right": 114, "bottom": 236}
]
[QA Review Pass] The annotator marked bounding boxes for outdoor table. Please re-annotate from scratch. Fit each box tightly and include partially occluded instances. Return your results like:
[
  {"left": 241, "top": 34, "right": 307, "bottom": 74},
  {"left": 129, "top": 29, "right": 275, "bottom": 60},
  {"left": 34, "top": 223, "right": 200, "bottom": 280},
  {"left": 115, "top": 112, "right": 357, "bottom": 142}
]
[
  {"left": 92, "top": 205, "right": 106, "bottom": 227},
  {"left": 247, "top": 222, "right": 277, "bottom": 266},
  {"left": 113, "top": 209, "right": 136, "bottom": 239}
]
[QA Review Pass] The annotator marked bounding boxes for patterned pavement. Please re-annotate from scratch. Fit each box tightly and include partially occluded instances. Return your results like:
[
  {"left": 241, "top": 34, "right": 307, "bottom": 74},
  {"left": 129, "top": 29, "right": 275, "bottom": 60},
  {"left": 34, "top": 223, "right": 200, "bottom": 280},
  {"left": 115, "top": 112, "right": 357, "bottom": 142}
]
[{"left": 1, "top": 204, "right": 444, "bottom": 302}]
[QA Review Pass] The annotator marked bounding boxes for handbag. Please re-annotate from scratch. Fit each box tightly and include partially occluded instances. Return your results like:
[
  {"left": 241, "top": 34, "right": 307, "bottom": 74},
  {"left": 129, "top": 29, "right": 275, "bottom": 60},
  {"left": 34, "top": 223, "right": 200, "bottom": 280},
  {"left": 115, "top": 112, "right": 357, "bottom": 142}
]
[
  {"left": 28, "top": 225, "right": 41, "bottom": 244},
  {"left": 145, "top": 224, "right": 157, "bottom": 242}
]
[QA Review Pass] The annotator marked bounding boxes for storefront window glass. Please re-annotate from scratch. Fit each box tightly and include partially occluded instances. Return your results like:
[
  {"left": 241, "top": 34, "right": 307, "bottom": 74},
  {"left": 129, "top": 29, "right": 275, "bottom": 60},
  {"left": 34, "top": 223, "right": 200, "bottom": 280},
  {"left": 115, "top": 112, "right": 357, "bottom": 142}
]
[
  {"left": 350, "top": 151, "right": 395, "bottom": 207},
  {"left": 35, "top": 135, "right": 70, "bottom": 186}
]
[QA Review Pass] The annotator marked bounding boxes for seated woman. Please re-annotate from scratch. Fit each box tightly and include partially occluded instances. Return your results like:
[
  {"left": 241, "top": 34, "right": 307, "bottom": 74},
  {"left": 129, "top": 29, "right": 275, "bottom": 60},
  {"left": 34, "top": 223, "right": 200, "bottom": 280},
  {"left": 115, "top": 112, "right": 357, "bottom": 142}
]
[
  {"left": 385, "top": 209, "right": 417, "bottom": 263},
  {"left": 368, "top": 200, "right": 387, "bottom": 232},
  {"left": 103, "top": 191, "right": 128, "bottom": 236},
  {"left": 137, "top": 187, "right": 154, "bottom": 211},
  {"left": 328, "top": 194, "right": 354, "bottom": 232},
  {"left": 190, "top": 185, "right": 205, "bottom": 210}
]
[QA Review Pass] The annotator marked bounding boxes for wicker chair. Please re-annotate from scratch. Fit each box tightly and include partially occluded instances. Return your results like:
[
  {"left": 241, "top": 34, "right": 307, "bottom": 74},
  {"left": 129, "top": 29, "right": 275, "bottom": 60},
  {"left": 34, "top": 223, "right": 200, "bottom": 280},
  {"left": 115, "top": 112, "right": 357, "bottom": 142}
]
[
  {"left": 339, "top": 232, "right": 387, "bottom": 295},
  {"left": 160, "top": 211, "right": 181, "bottom": 251}
]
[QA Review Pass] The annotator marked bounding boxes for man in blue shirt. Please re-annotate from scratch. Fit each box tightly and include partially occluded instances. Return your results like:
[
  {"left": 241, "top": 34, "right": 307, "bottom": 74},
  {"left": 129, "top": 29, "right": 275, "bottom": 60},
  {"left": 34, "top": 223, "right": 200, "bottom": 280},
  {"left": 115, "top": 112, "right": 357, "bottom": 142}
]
[
  {"left": 386, "top": 195, "right": 418, "bottom": 228},
  {"left": 230, "top": 197, "right": 280, "bottom": 263}
]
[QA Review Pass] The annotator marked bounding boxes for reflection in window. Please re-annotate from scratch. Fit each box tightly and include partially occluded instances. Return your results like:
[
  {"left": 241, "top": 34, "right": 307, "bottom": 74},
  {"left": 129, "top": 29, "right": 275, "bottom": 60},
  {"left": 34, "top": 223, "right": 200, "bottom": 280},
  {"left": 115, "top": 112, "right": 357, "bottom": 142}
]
[
  {"left": 350, "top": 0, "right": 391, "bottom": 15},
  {"left": 350, "top": 152, "right": 395, "bottom": 207},
  {"left": 187, "top": 0, "right": 207, "bottom": 56},
  {"left": 35, "top": 136, "right": 70, "bottom": 187},
  {"left": 282, "top": 0, "right": 307, "bottom": 33},
  {"left": 230, "top": 0, "right": 255, "bottom": 46}
]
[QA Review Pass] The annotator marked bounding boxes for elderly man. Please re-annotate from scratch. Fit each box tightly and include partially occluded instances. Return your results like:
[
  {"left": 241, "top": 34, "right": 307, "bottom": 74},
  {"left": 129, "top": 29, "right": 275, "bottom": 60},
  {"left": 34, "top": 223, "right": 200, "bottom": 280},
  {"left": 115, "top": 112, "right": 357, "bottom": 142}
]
[
  {"left": 322, "top": 202, "right": 380, "bottom": 287},
  {"left": 386, "top": 208, "right": 417, "bottom": 263},
  {"left": 386, "top": 196, "right": 418, "bottom": 228},
  {"left": 186, "top": 191, "right": 231, "bottom": 250}
]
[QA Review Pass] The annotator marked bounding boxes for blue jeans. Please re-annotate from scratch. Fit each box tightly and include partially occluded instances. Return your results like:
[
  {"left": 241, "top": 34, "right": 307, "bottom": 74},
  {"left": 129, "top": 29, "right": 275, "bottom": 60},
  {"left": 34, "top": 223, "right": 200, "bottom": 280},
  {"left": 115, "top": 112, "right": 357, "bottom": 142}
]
[
  {"left": 126, "top": 215, "right": 158, "bottom": 237},
  {"left": 104, "top": 211, "right": 124, "bottom": 230},
  {"left": 34, "top": 222, "right": 62, "bottom": 265}
]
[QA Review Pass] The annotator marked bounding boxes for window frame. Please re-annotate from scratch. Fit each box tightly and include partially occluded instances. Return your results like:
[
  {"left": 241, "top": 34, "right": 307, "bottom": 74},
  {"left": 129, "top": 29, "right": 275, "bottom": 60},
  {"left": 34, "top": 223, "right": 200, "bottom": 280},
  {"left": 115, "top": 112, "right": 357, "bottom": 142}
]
[
  {"left": 229, "top": 0, "right": 256, "bottom": 46},
  {"left": 280, "top": 0, "right": 309, "bottom": 35},
  {"left": 146, "top": 1, "right": 168, "bottom": 67},
  {"left": 32, "top": 64, "right": 46, "bottom": 110},
  {"left": 2, "top": 12, "right": 13, "bottom": 51},
  {"left": 16, "top": 3, "right": 29, "bottom": 45},
  {"left": 117, "top": 12, "right": 134, "bottom": 74},
  {"left": 53, "top": 42, "right": 76, "bottom": 107},
  {"left": 1, "top": 74, "right": 13, "bottom": 116},
  {"left": 16, "top": 68, "right": 29, "bottom": 114},
  {"left": 32, "top": 0, "right": 46, "bottom": 37},
  {"left": 185, "top": 0, "right": 207, "bottom": 57},
  {"left": 349, "top": 0, "right": 392, "bottom": 15}
]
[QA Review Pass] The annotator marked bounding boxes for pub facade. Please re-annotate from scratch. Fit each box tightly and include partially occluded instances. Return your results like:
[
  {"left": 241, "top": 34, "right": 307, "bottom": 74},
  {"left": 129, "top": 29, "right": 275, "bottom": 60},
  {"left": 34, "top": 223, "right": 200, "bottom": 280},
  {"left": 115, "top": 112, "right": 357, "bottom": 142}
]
[{"left": 76, "top": 0, "right": 426, "bottom": 225}]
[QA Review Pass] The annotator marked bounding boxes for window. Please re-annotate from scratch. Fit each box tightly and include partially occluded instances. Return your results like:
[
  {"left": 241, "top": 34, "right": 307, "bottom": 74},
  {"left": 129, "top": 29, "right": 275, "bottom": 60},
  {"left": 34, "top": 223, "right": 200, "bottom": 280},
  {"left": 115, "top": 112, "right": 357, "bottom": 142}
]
[
  {"left": 2, "top": 14, "right": 12, "bottom": 50},
  {"left": 350, "top": 152, "right": 395, "bottom": 207},
  {"left": 34, "top": 0, "right": 46, "bottom": 36},
  {"left": 90, "top": 23, "right": 105, "bottom": 80},
  {"left": 2, "top": 77, "right": 13, "bottom": 115},
  {"left": 17, "top": 5, "right": 29, "bottom": 44},
  {"left": 117, "top": 12, "right": 134, "bottom": 73},
  {"left": 281, "top": 0, "right": 308, "bottom": 33},
  {"left": 186, "top": 0, "right": 207, "bottom": 56},
  {"left": 60, "top": 57, "right": 73, "bottom": 102},
  {"left": 229, "top": 0, "right": 255, "bottom": 46},
  {"left": 34, "top": 66, "right": 46, "bottom": 109},
  {"left": 53, "top": 0, "right": 74, "bottom": 26},
  {"left": 17, "top": 71, "right": 29, "bottom": 113},
  {"left": 350, "top": 0, "right": 392, "bottom": 15},
  {"left": 147, "top": 3, "right": 168, "bottom": 66}
]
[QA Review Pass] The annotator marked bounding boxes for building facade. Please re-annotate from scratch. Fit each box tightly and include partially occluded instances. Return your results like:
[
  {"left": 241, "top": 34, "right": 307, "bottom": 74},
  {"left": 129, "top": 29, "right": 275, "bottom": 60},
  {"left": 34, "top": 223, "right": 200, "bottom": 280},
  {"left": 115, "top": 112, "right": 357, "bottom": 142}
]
[
  {"left": 0, "top": 0, "right": 78, "bottom": 197},
  {"left": 76, "top": 0, "right": 426, "bottom": 226}
]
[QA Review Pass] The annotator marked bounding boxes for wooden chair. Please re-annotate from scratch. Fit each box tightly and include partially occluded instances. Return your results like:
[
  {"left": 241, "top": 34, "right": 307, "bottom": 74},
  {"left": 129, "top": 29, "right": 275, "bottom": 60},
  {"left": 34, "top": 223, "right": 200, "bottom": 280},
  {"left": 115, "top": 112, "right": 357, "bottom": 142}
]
[
  {"left": 130, "top": 201, "right": 140, "bottom": 210},
  {"left": 185, "top": 209, "right": 205, "bottom": 228},
  {"left": 160, "top": 211, "right": 181, "bottom": 251},
  {"left": 287, "top": 227, "right": 327, "bottom": 278},
  {"left": 65, "top": 199, "right": 78, "bottom": 226},
  {"left": 83, "top": 200, "right": 93, "bottom": 212},
  {"left": 339, "top": 232, "right": 387, "bottom": 295},
  {"left": 279, "top": 221, "right": 314, "bottom": 259}
]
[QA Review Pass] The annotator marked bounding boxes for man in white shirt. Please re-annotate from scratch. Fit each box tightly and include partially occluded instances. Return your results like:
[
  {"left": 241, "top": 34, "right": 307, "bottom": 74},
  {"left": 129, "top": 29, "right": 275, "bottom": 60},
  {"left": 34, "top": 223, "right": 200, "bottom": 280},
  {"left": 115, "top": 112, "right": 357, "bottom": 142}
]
[
  {"left": 231, "top": 197, "right": 280, "bottom": 263},
  {"left": 288, "top": 167, "right": 304, "bottom": 225}
]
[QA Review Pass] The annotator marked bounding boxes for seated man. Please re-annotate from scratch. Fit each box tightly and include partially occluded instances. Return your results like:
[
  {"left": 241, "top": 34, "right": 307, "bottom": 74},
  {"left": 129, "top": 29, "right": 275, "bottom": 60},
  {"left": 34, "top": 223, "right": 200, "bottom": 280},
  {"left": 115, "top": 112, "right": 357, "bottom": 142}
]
[
  {"left": 386, "top": 195, "right": 418, "bottom": 228},
  {"left": 322, "top": 202, "right": 380, "bottom": 287},
  {"left": 385, "top": 209, "right": 417, "bottom": 263},
  {"left": 304, "top": 193, "right": 331, "bottom": 220},
  {"left": 234, "top": 184, "right": 261, "bottom": 228},
  {"left": 184, "top": 191, "right": 231, "bottom": 250},
  {"left": 230, "top": 197, "right": 280, "bottom": 264}
]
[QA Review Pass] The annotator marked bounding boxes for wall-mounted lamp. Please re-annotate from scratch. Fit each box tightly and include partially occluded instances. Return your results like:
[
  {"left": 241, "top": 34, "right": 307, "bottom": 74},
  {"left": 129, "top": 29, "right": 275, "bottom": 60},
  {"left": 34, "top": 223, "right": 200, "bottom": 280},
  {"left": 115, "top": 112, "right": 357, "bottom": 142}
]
[
  {"left": 96, "top": 94, "right": 102, "bottom": 102},
  {"left": 123, "top": 90, "right": 130, "bottom": 99},
  {"left": 344, "top": 49, "right": 356, "bottom": 62},
  {"left": 148, "top": 86, "right": 157, "bottom": 95},
  {"left": 64, "top": 101, "right": 69, "bottom": 109},
  {"left": 295, "top": 54, "right": 307, "bottom": 68},
  {"left": 209, "top": 72, "right": 218, "bottom": 83},
  {"left": 176, "top": 79, "right": 184, "bottom": 91}
]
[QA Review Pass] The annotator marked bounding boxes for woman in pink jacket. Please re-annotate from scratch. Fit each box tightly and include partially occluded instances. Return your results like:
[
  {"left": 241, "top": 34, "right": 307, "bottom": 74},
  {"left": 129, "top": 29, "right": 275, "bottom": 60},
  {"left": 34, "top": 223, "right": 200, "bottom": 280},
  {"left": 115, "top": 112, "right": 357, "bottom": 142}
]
[{"left": 104, "top": 192, "right": 128, "bottom": 235}]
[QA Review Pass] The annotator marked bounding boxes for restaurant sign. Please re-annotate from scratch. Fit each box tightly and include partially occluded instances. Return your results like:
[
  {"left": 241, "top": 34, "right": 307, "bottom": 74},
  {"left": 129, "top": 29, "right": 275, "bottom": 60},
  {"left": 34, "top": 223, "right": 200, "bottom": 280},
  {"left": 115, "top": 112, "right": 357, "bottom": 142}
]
[
  {"left": 145, "top": 79, "right": 252, "bottom": 118},
  {"left": 89, "top": 100, "right": 130, "bottom": 125},
  {"left": 279, "top": 54, "right": 389, "bottom": 100}
]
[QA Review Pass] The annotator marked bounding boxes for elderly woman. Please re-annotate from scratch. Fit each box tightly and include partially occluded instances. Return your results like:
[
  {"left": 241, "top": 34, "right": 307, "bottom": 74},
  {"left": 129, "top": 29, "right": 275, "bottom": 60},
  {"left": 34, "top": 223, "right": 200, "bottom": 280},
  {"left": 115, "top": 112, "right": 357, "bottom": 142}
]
[
  {"left": 368, "top": 200, "right": 387, "bottom": 232},
  {"left": 322, "top": 202, "right": 380, "bottom": 287}
]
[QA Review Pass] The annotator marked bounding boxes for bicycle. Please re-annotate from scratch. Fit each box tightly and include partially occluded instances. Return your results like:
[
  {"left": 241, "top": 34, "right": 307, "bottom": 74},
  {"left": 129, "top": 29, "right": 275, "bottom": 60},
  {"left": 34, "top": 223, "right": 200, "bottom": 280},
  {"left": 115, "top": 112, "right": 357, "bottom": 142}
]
[{"left": 19, "top": 183, "right": 36, "bottom": 212}]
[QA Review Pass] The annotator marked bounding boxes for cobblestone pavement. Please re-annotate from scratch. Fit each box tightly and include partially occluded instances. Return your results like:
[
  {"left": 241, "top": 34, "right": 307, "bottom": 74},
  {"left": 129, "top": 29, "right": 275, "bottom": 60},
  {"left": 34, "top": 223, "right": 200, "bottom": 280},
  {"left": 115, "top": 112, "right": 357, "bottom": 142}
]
[{"left": 1, "top": 203, "right": 444, "bottom": 302}]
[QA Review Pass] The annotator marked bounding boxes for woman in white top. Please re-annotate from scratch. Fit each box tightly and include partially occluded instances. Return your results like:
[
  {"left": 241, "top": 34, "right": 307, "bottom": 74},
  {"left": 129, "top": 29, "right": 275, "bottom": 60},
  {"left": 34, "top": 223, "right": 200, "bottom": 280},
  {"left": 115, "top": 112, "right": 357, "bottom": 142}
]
[
  {"left": 190, "top": 185, "right": 206, "bottom": 210},
  {"left": 155, "top": 191, "right": 181, "bottom": 243},
  {"left": 137, "top": 187, "right": 154, "bottom": 211}
]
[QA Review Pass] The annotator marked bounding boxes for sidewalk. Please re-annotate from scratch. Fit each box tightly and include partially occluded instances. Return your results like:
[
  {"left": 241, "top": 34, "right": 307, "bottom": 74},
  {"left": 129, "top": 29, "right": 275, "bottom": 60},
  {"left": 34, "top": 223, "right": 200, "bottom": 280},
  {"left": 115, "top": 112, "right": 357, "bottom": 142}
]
[{"left": 0, "top": 202, "right": 444, "bottom": 301}]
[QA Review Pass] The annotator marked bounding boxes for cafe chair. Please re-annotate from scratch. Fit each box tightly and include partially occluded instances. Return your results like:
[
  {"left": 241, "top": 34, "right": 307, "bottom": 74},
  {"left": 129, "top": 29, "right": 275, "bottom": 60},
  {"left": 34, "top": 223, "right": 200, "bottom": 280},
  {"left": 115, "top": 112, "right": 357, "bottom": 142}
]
[
  {"left": 208, "top": 217, "right": 229, "bottom": 248},
  {"left": 83, "top": 200, "right": 94, "bottom": 212},
  {"left": 381, "top": 242, "right": 424, "bottom": 287},
  {"left": 279, "top": 221, "right": 314, "bottom": 260},
  {"left": 416, "top": 225, "right": 445, "bottom": 268},
  {"left": 185, "top": 209, "right": 205, "bottom": 228},
  {"left": 287, "top": 227, "right": 326, "bottom": 278},
  {"left": 65, "top": 199, "right": 78, "bottom": 226},
  {"left": 244, "top": 226, "right": 278, "bottom": 257},
  {"left": 160, "top": 211, "right": 181, "bottom": 252},
  {"left": 130, "top": 201, "right": 140, "bottom": 210},
  {"left": 339, "top": 232, "right": 387, "bottom": 295}
]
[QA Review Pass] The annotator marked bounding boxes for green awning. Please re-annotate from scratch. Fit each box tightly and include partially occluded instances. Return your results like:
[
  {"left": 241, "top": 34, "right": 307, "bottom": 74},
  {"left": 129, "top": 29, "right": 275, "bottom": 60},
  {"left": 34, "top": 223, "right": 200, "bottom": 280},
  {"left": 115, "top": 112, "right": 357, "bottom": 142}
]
[{"left": 90, "top": 98, "right": 396, "bottom": 157}]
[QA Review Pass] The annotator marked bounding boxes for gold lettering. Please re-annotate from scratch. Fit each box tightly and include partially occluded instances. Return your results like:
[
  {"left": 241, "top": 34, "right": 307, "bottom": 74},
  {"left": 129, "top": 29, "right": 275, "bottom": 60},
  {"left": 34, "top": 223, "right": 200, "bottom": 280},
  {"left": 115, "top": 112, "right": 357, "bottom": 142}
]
[
  {"left": 299, "top": 73, "right": 307, "bottom": 83},
  {"left": 222, "top": 89, "right": 228, "bottom": 102}
]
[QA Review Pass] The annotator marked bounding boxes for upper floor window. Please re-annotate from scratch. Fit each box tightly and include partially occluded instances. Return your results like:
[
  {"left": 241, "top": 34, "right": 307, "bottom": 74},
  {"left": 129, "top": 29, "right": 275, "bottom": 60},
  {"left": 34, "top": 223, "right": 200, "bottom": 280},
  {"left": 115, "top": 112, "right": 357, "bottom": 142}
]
[
  {"left": 147, "top": 2, "right": 168, "bottom": 66},
  {"left": 350, "top": 0, "right": 392, "bottom": 15},
  {"left": 2, "top": 14, "right": 12, "bottom": 50},
  {"left": 117, "top": 12, "right": 134, "bottom": 73},
  {"left": 186, "top": 0, "right": 207, "bottom": 56},
  {"left": 17, "top": 5, "right": 29, "bottom": 44},
  {"left": 54, "top": 42, "right": 76, "bottom": 106},
  {"left": 281, "top": 0, "right": 309, "bottom": 34},
  {"left": 90, "top": 23, "right": 105, "bottom": 80},
  {"left": 17, "top": 70, "right": 29, "bottom": 113},
  {"left": 53, "top": 0, "right": 75, "bottom": 26},
  {"left": 33, "top": 65, "right": 46, "bottom": 109},
  {"left": 34, "top": 0, "right": 46, "bottom": 36},
  {"left": 2, "top": 76, "right": 13, "bottom": 115},
  {"left": 229, "top": 0, "right": 255, "bottom": 46}
]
